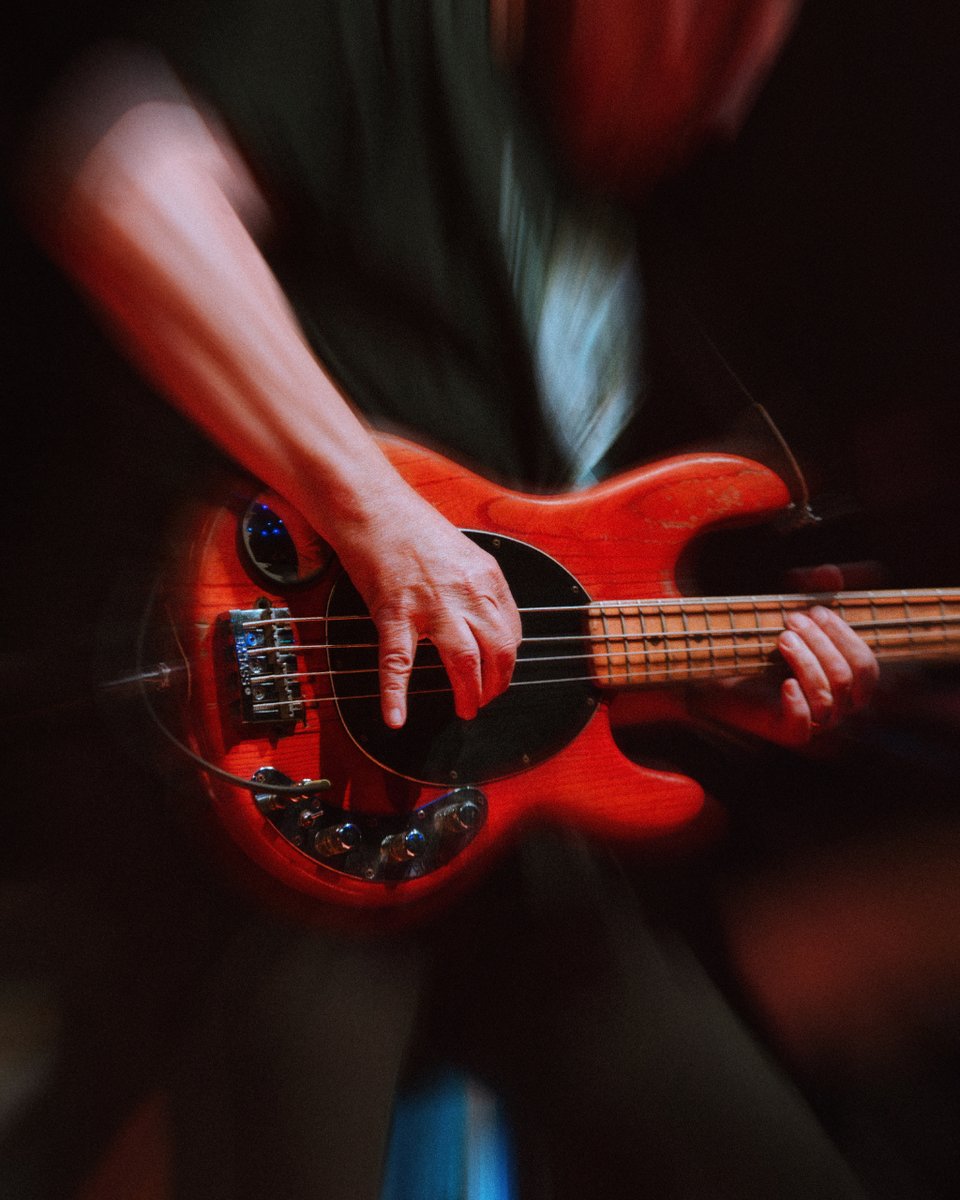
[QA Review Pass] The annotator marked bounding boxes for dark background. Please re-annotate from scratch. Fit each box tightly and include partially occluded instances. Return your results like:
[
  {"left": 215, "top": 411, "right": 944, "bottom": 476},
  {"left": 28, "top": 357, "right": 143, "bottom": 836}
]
[{"left": 2, "top": 2, "right": 960, "bottom": 1197}]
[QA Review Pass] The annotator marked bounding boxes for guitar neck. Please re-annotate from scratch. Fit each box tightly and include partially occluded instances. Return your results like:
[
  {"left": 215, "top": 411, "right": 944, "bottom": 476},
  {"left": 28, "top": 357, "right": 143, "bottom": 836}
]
[{"left": 587, "top": 589, "right": 960, "bottom": 688}]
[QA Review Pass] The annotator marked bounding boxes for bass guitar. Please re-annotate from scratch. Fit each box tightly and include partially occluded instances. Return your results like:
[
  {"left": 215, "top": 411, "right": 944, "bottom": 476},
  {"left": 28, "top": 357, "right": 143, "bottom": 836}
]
[{"left": 157, "top": 435, "right": 960, "bottom": 919}]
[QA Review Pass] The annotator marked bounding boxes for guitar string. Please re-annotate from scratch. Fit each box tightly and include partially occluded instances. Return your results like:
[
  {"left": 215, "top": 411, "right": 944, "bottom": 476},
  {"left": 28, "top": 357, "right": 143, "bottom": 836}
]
[
  {"left": 243, "top": 613, "right": 960, "bottom": 662},
  {"left": 250, "top": 643, "right": 945, "bottom": 713},
  {"left": 242, "top": 588, "right": 960, "bottom": 627},
  {"left": 249, "top": 624, "right": 960, "bottom": 684},
  {"left": 234, "top": 594, "right": 960, "bottom": 709},
  {"left": 245, "top": 627, "right": 960, "bottom": 706}
]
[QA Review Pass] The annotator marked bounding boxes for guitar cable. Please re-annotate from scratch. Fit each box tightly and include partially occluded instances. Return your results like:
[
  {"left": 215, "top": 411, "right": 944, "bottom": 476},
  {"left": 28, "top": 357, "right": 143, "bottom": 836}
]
[
  {"left": 107, "top": 575, "right": 330, "bottom": 799},
  {"left": 114, "top": 307, "right": 815, "bottom": 803}
]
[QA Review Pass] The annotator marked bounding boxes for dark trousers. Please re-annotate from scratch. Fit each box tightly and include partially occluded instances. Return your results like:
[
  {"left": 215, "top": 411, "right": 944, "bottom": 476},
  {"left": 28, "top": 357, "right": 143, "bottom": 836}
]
[{"left": 168, "top": 832, "right": 869, "bottom": 1200}]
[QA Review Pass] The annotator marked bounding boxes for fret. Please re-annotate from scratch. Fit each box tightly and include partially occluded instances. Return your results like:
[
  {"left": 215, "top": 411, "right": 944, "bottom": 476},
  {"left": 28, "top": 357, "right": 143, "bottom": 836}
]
[
  {"left": 586, "top": 606, "right": 607, "bottom": 685},
  {"left": 599, "top": 606, "right": 613, "bottom": 686},
  {"left": 887, "top": 595, "right": 902, "bottom": 650},
  {"left": 903, "top": 591, "right": 915, "bottom": 651},
  {"left": 684, "top": 603, "right": 711, "bottom": 676},
  {"left": 593, "top": 605, "right": 632, "bottom": 686},
  {"left": 832, "top": 594, "right": 844, "bottom": 627},
  {"left": 916, "top": 590, "right": 953, "bottom": 650},
  {"left": 620, "top": 606, "right": 637, "bottom": 685},
  {"left": 779, "top": 599, "right": 791, "bottom": 654},
  {"left": 948, "top": 592, "right": 960, "bottom": 649},
  {"left": 728, "top": 604, "right": 741, "bottom": 673},
  {"left": 703, "top": 606, "right": 718, "bottom": 674},
  {"left": 585, "top": 588, "right": 960, "bottom": 692},
  {"left": 678, "top": 605, "right": 693, "bottom": 677},
  {"left": 658, "top": 605, "right": 672, "bottom": 678},
  {"left": 752, "top": 599, "right": 766, "bottom": 661},
  {"left": 736, "top": 600, "right": 771, "bottom": 665},
  {"left": 868, "top": 593, "right": 878, "bottom": 655},
  {"left": 637, "top": 606, "right": 650, "bottom": 681}
]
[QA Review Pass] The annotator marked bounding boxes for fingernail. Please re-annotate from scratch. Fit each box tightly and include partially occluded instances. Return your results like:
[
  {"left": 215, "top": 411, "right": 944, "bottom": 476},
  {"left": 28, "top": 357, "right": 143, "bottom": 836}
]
[
  {"left": 780, "top": 631, "right": 799, "bottom": 649},
  {"left": 385, "top": 707, "right": 403, "bottom": 728}
]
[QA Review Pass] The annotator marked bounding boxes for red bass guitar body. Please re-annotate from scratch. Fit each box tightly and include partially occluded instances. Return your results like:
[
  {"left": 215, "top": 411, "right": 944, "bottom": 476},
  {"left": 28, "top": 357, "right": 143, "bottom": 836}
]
[{"left": 165, "top": 436, "right": 791, "bottom": 921}]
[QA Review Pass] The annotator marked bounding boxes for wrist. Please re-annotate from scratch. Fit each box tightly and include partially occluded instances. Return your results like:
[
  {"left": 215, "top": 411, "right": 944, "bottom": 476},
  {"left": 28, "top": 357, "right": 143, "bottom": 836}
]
[{"left": 289, "top": 445, "right": 425, "bottom": 553}]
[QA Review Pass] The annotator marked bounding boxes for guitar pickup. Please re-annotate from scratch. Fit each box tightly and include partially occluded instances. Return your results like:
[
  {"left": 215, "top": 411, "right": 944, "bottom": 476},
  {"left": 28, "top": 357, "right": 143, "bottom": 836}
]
[{"left": 228, "top": 605, "right": 305, "bottom": 725}]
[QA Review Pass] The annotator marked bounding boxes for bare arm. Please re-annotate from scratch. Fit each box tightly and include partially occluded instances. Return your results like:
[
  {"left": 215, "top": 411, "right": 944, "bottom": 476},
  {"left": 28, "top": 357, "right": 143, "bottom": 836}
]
[
  {"left": 23, "top": 45, "right": 521, "bottom": 727},
  {"left": 22, "top": 45, "right": 875, "bottom": 748}
]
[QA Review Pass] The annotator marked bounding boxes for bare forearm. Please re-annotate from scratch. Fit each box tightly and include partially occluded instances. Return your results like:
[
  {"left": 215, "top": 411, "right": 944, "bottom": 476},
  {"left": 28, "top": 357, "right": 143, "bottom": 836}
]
[
  {"left": 22, "top": 48, "right": 521, "bottom": 725},
  {"left": 26, "top": 52, "right": 405, "bottom": 544}
]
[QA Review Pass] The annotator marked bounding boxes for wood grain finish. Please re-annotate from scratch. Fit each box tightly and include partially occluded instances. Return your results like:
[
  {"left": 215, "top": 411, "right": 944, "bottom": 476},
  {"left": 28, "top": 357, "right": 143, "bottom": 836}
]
[{"left": 164, "top": 435, "right": 960, "bottom": 919}]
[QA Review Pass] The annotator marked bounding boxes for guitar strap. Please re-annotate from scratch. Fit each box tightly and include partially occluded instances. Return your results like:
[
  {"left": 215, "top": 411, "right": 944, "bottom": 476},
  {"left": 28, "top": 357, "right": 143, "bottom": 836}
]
[
  {"left": 623, "top": 272, "right": 828, "bottom": 529},
  {"left": 681, "top": 307, "right": 822, "bottom": 529}
]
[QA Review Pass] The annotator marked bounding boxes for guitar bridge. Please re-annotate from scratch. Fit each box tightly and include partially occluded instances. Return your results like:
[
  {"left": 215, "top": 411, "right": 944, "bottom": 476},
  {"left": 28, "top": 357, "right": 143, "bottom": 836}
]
[{"left": 228, "top": 603, "right": 305, "bottom": 725}]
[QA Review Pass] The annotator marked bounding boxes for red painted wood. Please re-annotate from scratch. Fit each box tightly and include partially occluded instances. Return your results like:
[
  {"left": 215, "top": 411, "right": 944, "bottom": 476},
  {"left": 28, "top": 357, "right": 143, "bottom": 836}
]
[{"left": 168, "top": 436, "right": 792, "bottom": 919}]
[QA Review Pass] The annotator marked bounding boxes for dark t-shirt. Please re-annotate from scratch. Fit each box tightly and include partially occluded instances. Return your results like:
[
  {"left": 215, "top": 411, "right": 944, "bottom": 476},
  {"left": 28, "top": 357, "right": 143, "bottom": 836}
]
[{"left": 134, "top": 0, "right": 646, "bottom": 488}]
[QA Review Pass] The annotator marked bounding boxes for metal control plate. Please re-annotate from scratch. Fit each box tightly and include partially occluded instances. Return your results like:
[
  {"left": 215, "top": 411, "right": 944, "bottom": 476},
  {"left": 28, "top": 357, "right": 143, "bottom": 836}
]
[{"left": 252, "top": 768, "right": 487, "bottom": 884}]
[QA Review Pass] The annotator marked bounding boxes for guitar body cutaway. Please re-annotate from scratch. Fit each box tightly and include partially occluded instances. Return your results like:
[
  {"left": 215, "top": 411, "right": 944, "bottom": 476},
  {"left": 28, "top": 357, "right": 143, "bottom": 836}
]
[{"left": 165, "top": 436, "right": 791, "bottom": 920}]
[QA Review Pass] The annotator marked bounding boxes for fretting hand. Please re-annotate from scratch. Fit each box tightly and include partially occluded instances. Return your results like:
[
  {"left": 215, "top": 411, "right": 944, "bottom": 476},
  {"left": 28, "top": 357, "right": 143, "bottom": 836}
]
[{"left": 690, "top": 564, "right": 880, "bottom": 747}]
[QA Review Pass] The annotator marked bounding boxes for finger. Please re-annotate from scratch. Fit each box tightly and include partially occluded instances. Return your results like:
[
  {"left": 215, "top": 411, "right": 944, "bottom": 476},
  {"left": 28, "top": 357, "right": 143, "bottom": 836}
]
[
  {"left": 779, "top": 619, "right": 840, "bottom": 725},
  {"left": 430, "top": 617, "right": 483, "bottom": 722},
  {"left": 783, "top": 610, "right": 855, "bottom": 718},
  {"left": 377, "top": 617, "right": 418, "bottom": 729},
  {"left": 808, "top": 605, "right": 881, "bottom": 708},
  {"left": 491, "top": 573, "right": 524, "bottom": 646},
  {"left": 783, "top": 562, "right": 887, "bottom": 593},
  {"left": 784, "top": 562, "right": 844, "bottom": 594},
  {"left": 476, "top": 630, "right": 519, "bottom": 708},
  {"left": 467, "top": 600, "right": 522, "bottom": 708},
  {"left": 780, "top": 676, "right": 814, "bottom": 746},
  {"left": 834, "top": 560, "right": 887, "bottom": 590}
]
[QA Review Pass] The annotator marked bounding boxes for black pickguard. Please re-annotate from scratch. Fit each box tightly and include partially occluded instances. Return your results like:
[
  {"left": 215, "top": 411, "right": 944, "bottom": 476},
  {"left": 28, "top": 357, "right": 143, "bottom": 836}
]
[{"left": 326, "top": 532, "right": 598, "bottom": 786}]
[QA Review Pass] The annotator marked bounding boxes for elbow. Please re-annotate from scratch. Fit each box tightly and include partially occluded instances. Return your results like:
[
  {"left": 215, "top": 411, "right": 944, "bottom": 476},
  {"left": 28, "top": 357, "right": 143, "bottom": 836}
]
[{"left": 18, "top": 41, "right": 272, "bottom": 266}]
